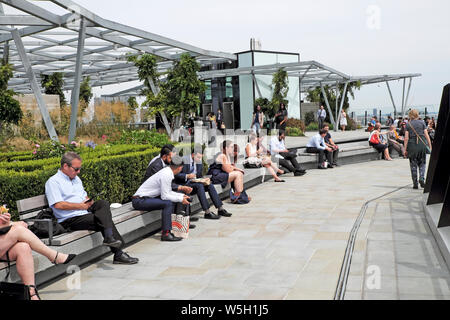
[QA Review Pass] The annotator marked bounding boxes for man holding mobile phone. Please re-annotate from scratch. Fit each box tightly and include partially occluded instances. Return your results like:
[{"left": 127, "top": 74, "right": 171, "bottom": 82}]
[{"left": 45, "top": 152, "right": 139, "bottom": 265}]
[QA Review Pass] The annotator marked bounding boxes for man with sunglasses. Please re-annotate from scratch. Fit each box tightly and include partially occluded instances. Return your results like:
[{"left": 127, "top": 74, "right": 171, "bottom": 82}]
[{"left": 45, "top": 152, "right": 139, "bottom": 265}]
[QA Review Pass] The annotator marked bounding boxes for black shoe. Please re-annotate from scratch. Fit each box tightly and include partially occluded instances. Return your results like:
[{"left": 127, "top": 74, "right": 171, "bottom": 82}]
[
  {"left": 204, "top": 212, "right": 220, "bottom": 219},
  {"left": 294, "top": 171, "right": 306, "bottom": 176},
  {"left": 413, "top": 184, "right": 419, "bottom": 189},
  {"left": 161, "top": 232, "right": 183, "bottom": 242},
  {"left": 103, "top": 236, "right": 122, "bottom": 248},
  {"left": 419, "top": 180, "right": 425, "bottom": 188},
  {"left": 333, "top": 163, "right": 339, "bottom": 167},
  {"left": 113, "top": 252, "right": 139, "bottom": 264},
  {"left": 190, "top": 216, "right": 199, "bottom": 222},
  {"left": 52, "top": 252, "right": 77, "bottom": 265},
  {"left": 328, "top": 165, "right": 334, "bottom": 169},
  {"left": 218, "top": 209, "right": 232, "bottom": 217},
  {"left": 190, "top": 223, "right": 196, "bottom": 229},
  {"left": 318, "top": 165, "right": 327, "bottom": 170},
  {"left": 297, "top": 169, "right": 306, "bottom": 173}
]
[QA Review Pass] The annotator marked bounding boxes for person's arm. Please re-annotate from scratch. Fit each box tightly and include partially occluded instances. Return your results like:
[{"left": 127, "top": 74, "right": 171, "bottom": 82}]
[
  {"left": 160, "top": 174, "right": 185, "bottom": 203},
  {"left": 53, "top": 200, "right": 92, "bottom": 211},
  {"left": 245, "top": 144, "right": 252, "bottom": 158},
  {"left": 424, "top": 129, "right": 432, "bottom": 151},
  {"left": 403, "top": 131, "right": 409, "bottom": 156}
]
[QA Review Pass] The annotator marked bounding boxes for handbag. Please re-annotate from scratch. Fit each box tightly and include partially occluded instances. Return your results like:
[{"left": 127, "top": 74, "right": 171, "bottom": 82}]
[
  {"left": 171, "top": 213, "right": 189, "bottom": 239},
  {"left": 0, "top": 252, "right": 31, "bottom": 300},
  {"left": 220, "top": 122, "right": 226, "bottom": 130},
  {"left": 0, "top": 225, "right": 11, "bottom": 235},
  {"left": 229, "top": 189, "right": 250, "bottom": 204},
  {"left": 408, "top": 123, "right": 432, "bottom": 154},
  {"left": 0, "top": 282, "right": 31, "bottom": 300}
]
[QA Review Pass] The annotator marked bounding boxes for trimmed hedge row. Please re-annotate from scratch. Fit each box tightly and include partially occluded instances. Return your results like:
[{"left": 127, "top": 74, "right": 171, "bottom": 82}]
[
  {"left": 0, "top": 144, "right": 152, "bottom": 172},
  {"left": 0, "top": 147, "right": 160, "bottom": 220}
]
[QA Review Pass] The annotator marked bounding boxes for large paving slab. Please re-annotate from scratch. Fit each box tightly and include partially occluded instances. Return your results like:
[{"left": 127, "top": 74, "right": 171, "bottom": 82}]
[{"left": 40, "top": 157, "right": 433, "bottom": 300}]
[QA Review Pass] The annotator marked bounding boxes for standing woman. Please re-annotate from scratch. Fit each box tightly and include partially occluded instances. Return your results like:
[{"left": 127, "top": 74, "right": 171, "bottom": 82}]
[
  {"left": 404, "top": 109, "right": 432, "bottom": 189},
  {"left": 216, "top": 108, "right": 224, "bottom": 134},
  {"left": 275, "top": 103, "right": 288, "bottom": 131},
  {"left": 251, "top": 105, "right": 264, "bottom": 135},
  {"left": 340, "top": 109, "right": 348, "bottom": 131}
]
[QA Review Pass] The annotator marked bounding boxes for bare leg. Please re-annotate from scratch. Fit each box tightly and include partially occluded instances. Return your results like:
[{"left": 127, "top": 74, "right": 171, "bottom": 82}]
[
  {"left": 384, "top": 149, "right": 392, "bottom": 161},
  {"left": 264, "top": 164, "right": 281, "bottom": 181},
  {"left": 228, "top": 171, "right": 244, "bottom": 194},
  {"left": 4, "top": 225, "right": 68, "bottom": 263},
  {"left": 6, "top": 242, "right": 39, "bottom": 300}
]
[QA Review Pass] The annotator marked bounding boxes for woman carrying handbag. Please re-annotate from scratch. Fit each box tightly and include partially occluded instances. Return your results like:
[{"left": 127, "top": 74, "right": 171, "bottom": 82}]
[{"left": 403, "top": 109, "right": 433, "bottom": 189}]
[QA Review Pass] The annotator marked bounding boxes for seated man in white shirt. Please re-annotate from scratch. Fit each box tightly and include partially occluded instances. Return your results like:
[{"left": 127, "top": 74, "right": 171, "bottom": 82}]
[
  {"left": 132, "top": 155, "right": 191, "bottom": 242},
  {"left": 45, "top": 152, "right": 138, "bottom": 264},
  {"left": 270, "top": 131, "right": 306, "bottom": 176},
  {"left": 306, "top": 129, "right": 334, "bottom": 169}
]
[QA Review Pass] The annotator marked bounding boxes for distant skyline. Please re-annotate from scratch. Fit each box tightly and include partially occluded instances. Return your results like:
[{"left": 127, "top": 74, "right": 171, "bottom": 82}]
[{"left": 5, "top": 0, "right": 450, "bottom": 112}]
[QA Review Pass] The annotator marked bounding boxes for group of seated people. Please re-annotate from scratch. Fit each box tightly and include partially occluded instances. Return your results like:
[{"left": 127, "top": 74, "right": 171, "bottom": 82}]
[{"left": 0, "top": 128, "right": 325, "bottom": 300}]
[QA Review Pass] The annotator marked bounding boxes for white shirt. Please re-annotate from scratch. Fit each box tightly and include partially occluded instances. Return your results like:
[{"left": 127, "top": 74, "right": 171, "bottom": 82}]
[
  {"left": 318, "top": 109, "right": 326, "bottom": 118},
  {"left": 270, "top": 136, "right": 286, "bottom": 159},
  {"left": 394, "top": 119, "right": 399, "bottom": 127},
  {"left": 134, "top": 167, "right": 184, "bottom": 203},
  {"left": 306, "top": 134, "right": 326, "bottom": 150}
]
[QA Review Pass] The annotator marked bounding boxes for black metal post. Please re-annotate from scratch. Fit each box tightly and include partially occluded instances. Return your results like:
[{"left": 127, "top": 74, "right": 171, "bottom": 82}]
[
  {"left": 426, "top": 84, "right": 450, "bottom": 201},
  {"left": 365, "top": 111, "right": 368, "bottom": 126}
]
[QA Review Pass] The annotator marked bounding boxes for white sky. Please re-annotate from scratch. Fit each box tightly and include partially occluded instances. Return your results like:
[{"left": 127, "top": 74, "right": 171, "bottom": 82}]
[{"left": 8, "top": 0, "right": 450, "bottom": 113}]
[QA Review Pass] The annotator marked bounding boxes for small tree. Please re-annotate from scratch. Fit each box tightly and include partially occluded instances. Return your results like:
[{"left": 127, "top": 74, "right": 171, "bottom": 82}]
[
  {"left": 78, "top": 76, "right": 93, "bottom": 117},
  {"left": 128, "top": 53, "right": 172, "bottom": 135},
  {"left": 145, "top": 53, "right": 206, "bottom": 137},
  {"left": 127, "top": 96, "right": 139, "bottom": 115},
  {"left": 271, "top": 68, "right": 289, "bottom": 117},
  {"left": 0, "top": 62, "right": 22, "bottom": 131},
  {"left": 41, "top": 72, "right": 66, "bottom": 107}
]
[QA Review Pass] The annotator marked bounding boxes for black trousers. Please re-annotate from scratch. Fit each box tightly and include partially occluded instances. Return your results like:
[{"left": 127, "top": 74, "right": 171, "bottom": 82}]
[
  {"left": 60, "top": 200, "right": 124, "bottom": 255},
  {"left": 306, "top": 147, "right": 333, "bottom": 165},
  {"left": 278, "top": 152, "right": 304, "bottom": 173}
]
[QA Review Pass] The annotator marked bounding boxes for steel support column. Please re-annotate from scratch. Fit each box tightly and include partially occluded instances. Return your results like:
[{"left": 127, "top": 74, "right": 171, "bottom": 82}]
[
  {"left": 336, "top": 82, "right": 348, "bottom": 132},
  {"left": 404, "top": 77, "right": 413, "bottom": 115},
  {"left": 386, "top": 81, "right": 397, "bottom": 118},
  {"left": 334, "top": 82, "right": 339, "bottom": 132},
  {"left": 11, "top": 28, "right": 59, "bottom": 141},
  {"left": 320, "top": 83, "right": 335, "bottom": 128},
  {"left": 68, "top": 17, "right": 86, "bottom": 142},
  {"left": 252, "top": 73, "right": 263, "bottom": 99},
  {"left": 401, "top": 78, "right": 406, "bottom": 117}
]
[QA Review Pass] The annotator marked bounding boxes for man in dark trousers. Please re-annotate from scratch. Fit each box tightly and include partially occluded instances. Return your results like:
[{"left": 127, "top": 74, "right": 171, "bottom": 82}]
[
  {"left": 143, "top": 146, "right": 197, "bottom": 226},
  {"left": 270, "top": 131, "right": 306, "bottom": 176},
  {"left": 45, "top": 152, "right": 139, "bottom": 264},
  {"left": 175, "top": 144, "right": 232, "bottom": 219}
]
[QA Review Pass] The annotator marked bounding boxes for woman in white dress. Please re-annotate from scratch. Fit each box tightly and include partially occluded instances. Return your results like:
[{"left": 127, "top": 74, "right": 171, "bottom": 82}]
[{"left": 340, "top": 109, "right": 348, "bottom": 131}]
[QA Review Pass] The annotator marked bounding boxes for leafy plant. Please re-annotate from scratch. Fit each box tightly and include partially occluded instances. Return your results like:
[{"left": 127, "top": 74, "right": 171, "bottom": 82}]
[
  {"left": 32, "top": 140, "right": 80, "bottom": 160},
  {"left": 304, "top": 111, "right": 315, "bottom": 126},
  {"left": 116, "top": 129, "right": 171, "bottom": 147},
  {"left": 270, "top": 68, "right": 289, "bottom": 117},
  {"left": 285, "top": 118, "right": 305, "bottom": 133},
  {"left": 41, "top": 72, "right": 66, "bottom": 107},
  {"left": 0, "top": 62, "right": 22, "bottom": 130},
  {"left": 285, "top": 127, "right": 304, "bottom": 136}
]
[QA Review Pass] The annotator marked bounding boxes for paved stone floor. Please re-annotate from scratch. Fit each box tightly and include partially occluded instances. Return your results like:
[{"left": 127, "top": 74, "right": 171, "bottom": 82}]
[{"left": 39, "top": 157, "right": 450, "bottom": 300}]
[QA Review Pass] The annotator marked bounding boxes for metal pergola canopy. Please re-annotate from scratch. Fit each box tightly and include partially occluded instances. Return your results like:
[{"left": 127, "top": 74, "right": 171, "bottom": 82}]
[{"left": 0, "top": 0, "right": 237, "bottom": 93}]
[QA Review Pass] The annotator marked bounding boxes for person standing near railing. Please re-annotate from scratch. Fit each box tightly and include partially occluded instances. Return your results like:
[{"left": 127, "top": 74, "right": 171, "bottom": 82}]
[{"left": 403, "top": 109, "right": 433, "bottom": 189}]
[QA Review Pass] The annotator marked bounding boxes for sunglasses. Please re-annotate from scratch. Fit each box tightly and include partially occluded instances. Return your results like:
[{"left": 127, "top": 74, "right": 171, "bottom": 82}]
[{"left": 69, "top": 164, "right": 81, "bottom": 172}]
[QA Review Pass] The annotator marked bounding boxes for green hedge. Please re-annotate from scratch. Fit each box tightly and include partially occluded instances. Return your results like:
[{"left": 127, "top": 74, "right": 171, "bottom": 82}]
[
  {"left": 0, "top": 147, "right": 160, "bottom": 220},
  {"left": 0, "top": 144, "right": 152, "bottom": 172}
]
